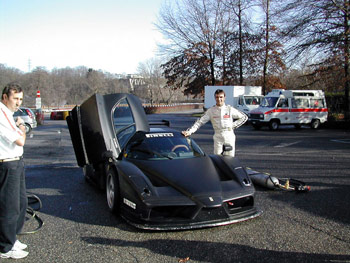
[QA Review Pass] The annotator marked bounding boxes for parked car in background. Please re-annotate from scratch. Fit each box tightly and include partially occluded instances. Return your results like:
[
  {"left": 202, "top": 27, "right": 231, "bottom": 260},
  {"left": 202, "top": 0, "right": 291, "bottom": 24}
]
[
  {"left": 34, "top": 109, "right": 45, "bottom": 125},
  {"left": 50, "top": 110, "right": 69, "bottom": 120},
  {"left": 13, "top": 107, "right": 37, "bottom": 133}
]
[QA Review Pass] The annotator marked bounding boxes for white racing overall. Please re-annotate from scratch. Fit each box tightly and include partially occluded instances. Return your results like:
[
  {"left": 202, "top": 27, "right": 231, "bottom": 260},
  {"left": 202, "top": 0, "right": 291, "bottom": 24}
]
[{"left": 186, "top": 104, "right": 247, "bottom": 156}]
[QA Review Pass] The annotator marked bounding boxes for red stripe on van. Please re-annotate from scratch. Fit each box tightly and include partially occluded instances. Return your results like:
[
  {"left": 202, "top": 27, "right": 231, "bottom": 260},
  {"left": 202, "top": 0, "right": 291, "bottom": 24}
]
[
  {"left": 265, "top": 109, "right": 289, "bottom": 115},
  {"left": 290, "top": 108, "right": 328, "bottom": 113},
  {"left": 265, "top": 108, "right": 328, "bottom": 115}
]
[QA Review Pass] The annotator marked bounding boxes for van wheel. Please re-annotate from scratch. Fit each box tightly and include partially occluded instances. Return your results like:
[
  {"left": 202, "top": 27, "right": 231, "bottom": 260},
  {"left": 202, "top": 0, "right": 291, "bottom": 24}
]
[
  {"left": 269, "top": 120, "right": 279, "bottom": 131},
  {"left": 311, "top": 119, "right": 320, "bottom": 129},
  {"left": 106, "top": 168, "right": 120, "bottom": 213}
]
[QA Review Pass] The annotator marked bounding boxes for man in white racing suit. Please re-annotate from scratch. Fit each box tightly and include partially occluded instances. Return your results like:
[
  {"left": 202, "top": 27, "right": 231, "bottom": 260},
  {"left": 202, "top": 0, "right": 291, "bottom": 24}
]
[{"left": 182, "top": 89, "right": 247, "bottom": 157}]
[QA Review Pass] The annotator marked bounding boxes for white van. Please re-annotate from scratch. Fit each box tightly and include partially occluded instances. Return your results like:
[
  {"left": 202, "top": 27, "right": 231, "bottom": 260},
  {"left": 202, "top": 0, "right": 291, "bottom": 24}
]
[{"left": 249, "top": 89, "right": 328, "bottom": 130}]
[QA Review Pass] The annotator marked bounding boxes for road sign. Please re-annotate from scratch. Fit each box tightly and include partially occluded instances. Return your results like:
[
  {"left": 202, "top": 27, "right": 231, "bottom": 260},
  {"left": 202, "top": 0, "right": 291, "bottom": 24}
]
[{"left": 36, "top": 90, "right": 41, "bottom": 109}]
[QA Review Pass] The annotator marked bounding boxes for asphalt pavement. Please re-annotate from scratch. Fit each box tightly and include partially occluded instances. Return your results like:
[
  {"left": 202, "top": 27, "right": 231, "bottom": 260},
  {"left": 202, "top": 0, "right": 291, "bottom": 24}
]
[{"left": 6, "top": 113, "right": 350, "bottom": 263}]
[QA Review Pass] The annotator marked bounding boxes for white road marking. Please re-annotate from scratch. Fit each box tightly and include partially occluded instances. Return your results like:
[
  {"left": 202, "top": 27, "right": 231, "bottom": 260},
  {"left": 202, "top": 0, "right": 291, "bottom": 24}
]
[
  {"left": 331, "top": 139, "right": 350, "bottom": 144},
  {"left": 274, "top": 141, "right": 301, "bottom": 148}
]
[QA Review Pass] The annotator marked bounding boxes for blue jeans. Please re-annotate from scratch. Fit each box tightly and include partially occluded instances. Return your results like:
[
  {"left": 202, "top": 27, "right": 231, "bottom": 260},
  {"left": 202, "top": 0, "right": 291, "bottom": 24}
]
[{"left": 0, "top": 158, "right": 27, "bottom": 253}]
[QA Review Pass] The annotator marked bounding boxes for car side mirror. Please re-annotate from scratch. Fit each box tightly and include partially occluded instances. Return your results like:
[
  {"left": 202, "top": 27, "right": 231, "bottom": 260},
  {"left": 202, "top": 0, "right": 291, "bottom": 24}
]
[{"left": 222, "top": 144, "right": 233, "bottom": 155}]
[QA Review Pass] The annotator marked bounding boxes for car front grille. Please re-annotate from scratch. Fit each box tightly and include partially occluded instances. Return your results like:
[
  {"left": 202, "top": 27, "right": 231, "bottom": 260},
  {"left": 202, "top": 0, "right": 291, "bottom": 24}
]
[
  {"left": 148, "top": 196, "right": 254, "bottom": 222},
  {"left": 250, "top": 113, "right": 264, "bottom": 120}
]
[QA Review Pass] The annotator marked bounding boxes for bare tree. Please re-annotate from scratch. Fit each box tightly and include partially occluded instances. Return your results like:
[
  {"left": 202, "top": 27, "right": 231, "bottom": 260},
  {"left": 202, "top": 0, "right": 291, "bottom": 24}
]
[
  {"left": 22, "top": 67, "right": 53, "bottom": 106},
  {"left": 157, "top": 0, "right": 282, "bottom": 95},
  {"left": 137, "top": 58, "right": 172, "bottom": 104},
  {"left": 86, "top": 68, "right": 107, "bottom": 95},
  {"left": 224, "top": 0, "right": 255, "bottom": 85},
  {"left": 157, "top": 0, "right": 233, "bottom": 95},
  {"left": 278, "top": 0, "right": 350, "bottom": 120},
  {"left": 0, "top": 64, "right": 23, "bottom": 88},
  {"left": 262, "top": 0, "right": 270, "bottom": 95},
  {"left": 248, "top": 0, "right": 287, "bottom": 94}
]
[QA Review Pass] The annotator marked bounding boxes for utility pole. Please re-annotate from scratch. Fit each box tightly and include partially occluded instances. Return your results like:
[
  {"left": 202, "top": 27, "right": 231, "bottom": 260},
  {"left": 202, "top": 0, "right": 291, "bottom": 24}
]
[{"left": 28, "top": 58, "right": 32, "bottom": 72}]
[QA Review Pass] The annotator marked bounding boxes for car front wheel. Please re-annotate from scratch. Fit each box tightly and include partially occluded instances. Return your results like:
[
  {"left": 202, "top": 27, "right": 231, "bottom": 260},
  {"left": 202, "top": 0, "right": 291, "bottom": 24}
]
[
  {"left": 106, "top": 168, "right": 120, "bottom": 213},
  {"left": 269, "top": 120, "right": 279, "bottom": 131}
]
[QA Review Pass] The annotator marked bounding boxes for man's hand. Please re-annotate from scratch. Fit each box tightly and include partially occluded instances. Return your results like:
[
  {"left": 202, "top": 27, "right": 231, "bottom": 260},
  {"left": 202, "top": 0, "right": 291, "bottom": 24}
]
[
  {"left": 15, "top": 116, "right": 24, "bottom": 127},
  {"left": 182, "top": 131, "right": 190, "bottom": 137},
  {"left": 14, "top": 116, "right": 26, "bottom": 146},
  {"left": 16, "top": 118, "right": 26, "bottom": 132}
]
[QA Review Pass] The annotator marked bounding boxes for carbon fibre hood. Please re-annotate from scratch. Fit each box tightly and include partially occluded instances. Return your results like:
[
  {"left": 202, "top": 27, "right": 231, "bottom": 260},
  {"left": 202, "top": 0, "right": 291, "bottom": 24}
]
[{"left": 128, "top": 156, "right": 232, "bottom": 207}]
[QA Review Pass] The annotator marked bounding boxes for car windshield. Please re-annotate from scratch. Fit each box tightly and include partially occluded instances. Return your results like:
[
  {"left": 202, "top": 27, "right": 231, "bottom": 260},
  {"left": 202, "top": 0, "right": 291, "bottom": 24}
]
[
  {"left": 13, "top": 109, "right": 28, "bottom": 117},
  {"left": 125, "top": 132, "right": 205, "bottom": 160},
  {"left": 244, "top": 96, "right": 263, "bottom": 105},
  {"left": 261, "top": 97, "right": 279, "bottom": 107}
]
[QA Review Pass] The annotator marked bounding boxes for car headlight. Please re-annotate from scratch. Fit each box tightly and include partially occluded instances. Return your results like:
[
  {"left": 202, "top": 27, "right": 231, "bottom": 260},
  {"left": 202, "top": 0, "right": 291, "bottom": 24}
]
[{"left": 129, "top": 176, "right": 153, "bottom": 197}]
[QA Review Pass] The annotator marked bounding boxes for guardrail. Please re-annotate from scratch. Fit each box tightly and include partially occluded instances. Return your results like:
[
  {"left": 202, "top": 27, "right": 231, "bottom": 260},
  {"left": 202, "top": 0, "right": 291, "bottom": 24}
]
[
  {"left": 143, "top": 103, "right": 203, "bottom": 114},
  {"left": 45, "top": 103, "right": 204, "bottom": 120}
]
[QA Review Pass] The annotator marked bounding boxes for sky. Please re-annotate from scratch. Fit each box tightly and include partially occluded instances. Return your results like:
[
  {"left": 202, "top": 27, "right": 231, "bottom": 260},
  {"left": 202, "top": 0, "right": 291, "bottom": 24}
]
[{"left": 0, "top": 0, "right": 165, "bottom": 74}]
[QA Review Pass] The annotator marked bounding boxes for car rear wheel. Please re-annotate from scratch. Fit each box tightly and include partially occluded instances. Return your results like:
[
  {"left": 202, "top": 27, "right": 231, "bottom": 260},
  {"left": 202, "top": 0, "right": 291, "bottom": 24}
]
[
  {"left": 106, "top": 168, "right": 120, "bottom": 213},
  {"left": 24, "top": 123, "right": 32, "bottom": 134}
]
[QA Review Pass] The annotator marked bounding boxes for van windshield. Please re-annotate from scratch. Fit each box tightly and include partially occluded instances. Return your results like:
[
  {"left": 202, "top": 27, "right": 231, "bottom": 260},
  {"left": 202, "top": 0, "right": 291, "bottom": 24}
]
[
  {"left": 244, "top": 96, "right": 263, "bottom": 105},
  {"left": 261, "top": 97, "right": 279, "bottom": 107}
]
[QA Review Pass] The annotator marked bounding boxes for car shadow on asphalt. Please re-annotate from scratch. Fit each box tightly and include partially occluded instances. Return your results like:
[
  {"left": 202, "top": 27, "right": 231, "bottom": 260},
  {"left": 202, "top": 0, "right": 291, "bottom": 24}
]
[
  {"left": 80, "top": 237, "right": 350, "bottom": 263},
  {"left": 24, "top": 162, "right": 350, "bottom": 233},
  {"left": 24, "top": 165, "right": 136, "bottom": 231},
  {"left": 265, "top": 182, "right": 350, "bottom": 227}
]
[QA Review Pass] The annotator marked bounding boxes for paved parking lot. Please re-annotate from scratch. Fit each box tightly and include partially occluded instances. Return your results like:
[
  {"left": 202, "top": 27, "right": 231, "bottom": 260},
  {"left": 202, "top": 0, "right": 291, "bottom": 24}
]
[{"left": 8, "top": 114, "right": 350, "bottom": 263}]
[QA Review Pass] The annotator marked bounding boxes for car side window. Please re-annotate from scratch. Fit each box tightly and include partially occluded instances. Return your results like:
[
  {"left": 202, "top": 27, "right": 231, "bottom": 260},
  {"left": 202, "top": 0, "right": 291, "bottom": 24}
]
[
  {"left": 292, "top": 98, "right": 309, "bottom": 108},
  {"left": 277, "top": 98, "right": 288, "bottom": 108},
  {"left": 13, "top": 110, "right": 26, "bottom": 117},
  {"left": 310, "top": 98, "right": 324, "bottom": 108},
  {"left": 113, "top": 98, "right": 136, "bottom": 148}
]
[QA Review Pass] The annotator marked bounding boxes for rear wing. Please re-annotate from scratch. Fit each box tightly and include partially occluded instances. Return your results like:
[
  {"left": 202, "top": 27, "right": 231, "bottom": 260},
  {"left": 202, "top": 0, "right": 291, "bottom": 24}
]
[{"left": 149, "top": 120, "right": 170, "bottom": 126}]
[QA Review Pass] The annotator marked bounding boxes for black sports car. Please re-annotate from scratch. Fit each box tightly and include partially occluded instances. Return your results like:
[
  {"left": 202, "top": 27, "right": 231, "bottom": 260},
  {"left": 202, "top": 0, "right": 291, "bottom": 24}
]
[{"left": 67, "top": 93, "right": 262, "bottom": 230}]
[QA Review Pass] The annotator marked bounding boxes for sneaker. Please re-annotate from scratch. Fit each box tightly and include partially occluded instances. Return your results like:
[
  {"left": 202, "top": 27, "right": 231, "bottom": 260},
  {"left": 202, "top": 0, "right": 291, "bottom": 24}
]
[
  {"left": 14, "top": 240, "right": 28, "bottom": 250},
  {"left": 0, "top": 248, "right": 28, "bottom": 259}
]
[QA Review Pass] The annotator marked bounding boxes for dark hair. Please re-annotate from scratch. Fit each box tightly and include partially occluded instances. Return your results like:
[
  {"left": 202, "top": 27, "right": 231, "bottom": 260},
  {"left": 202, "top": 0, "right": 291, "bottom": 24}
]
[
  {"left": 214, "top": 89, "right": 225, "bottom": 96},
  {"left": 2, "top": 82, "right": 23, "bottom": 100}
]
